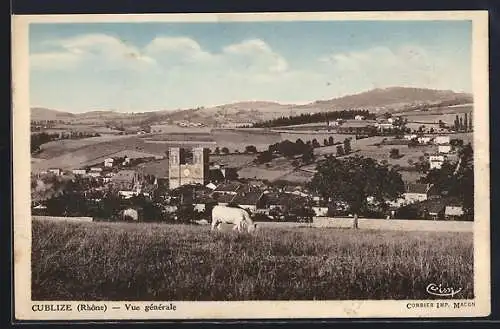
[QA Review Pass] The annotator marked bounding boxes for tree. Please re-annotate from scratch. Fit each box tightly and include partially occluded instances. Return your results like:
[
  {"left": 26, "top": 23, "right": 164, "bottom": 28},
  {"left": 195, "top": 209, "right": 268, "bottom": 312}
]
[
  {"left": 312, "top": 139, "right": 321, "bottom": 148},
  {"left": 245, "top": 145, "right": 258, "bottom": 153},
  {"left": 324, "top": 138, "right": 329, "bottom": 146},
  {"left": 464, "top": 113, "right": 468, "bottom": 132},
  {"left": 255, "top": 150, "right": 273, "bottom": 164},
  {"left": 214, "top": 147, "right": 220, "bottom": 155},
  {"left": 328, "top": 136, "right": 334, "bottom": 145},
  {"left": 221, "top": 147, "right": 230, "bottom": 154},
  {"left": 389, "top": 148, "right": 400, "bottom": 159},
  {"left": 336, "top": 145, "right": 344, "bottom": 156},
  {"left": 343, "top": 138, "right": 351, "bottom": 154},
  {"left": 459, "top": 116, "right": 464, "bottom": 131},
  {"left": 468, "top": 113, "right": 473, "bottom": 131},
  {"left": 296, "top": 138, "right": 304, "bottom": 145},
  {"left": 301, "top": 145, "right": 315, "bottom": 164},
  {"left": 308, "top": 155, "right": 404, "bottom": 227},
  {"left": 454, "top": 115, "right": 460, "bottom": 131}
]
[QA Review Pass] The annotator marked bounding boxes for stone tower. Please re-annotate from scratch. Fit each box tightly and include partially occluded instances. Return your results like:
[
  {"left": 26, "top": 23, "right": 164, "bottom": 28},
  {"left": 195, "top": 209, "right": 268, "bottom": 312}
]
[{"left": 169, "top": 147, "right": 209, "bottom": 189}]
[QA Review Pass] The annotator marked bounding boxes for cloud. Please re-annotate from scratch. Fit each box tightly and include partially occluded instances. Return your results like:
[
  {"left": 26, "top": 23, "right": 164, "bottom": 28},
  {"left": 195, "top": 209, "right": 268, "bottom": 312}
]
[
  {"left": 319, "top": 45, "right": 470, "bottom": 93},
  {"left": 30, "top": 34, "right": 470, "bottom": 111},
  {"left": 31, "top": 33, "right": 156, "bottom": 71}
]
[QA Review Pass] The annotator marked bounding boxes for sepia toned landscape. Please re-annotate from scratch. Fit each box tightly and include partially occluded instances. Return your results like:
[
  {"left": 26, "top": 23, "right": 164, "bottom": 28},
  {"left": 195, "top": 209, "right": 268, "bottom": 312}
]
[{"left": 29, "top": 19, "right": 476, "bottom": 302}]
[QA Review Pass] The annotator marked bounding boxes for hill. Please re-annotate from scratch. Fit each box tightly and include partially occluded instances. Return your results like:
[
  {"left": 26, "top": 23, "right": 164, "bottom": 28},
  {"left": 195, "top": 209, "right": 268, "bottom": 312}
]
[
  {"left": 306, "top": 87, "right": 472, "bottom": 111},
  {"left": 31, "top": 87, "right": 472, "bottom": 126}
]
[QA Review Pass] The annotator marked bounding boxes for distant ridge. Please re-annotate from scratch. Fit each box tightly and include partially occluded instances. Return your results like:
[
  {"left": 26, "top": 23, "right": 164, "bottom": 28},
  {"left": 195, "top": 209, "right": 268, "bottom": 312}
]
[{"left": 31, "top": 87, "right": 473, "bottom": 125}]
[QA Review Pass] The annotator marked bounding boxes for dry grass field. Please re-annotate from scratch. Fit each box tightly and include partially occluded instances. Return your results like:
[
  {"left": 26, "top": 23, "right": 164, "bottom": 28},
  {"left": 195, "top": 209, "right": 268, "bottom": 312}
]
[{"left": 32, "top": 219, "right": 474, "bottom": 301}]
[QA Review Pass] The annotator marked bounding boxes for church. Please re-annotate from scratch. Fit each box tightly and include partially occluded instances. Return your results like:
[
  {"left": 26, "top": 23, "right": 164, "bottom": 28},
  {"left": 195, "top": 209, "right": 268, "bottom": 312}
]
[{"left": 168, "top": 147, "right": 210, "bottom": 189}]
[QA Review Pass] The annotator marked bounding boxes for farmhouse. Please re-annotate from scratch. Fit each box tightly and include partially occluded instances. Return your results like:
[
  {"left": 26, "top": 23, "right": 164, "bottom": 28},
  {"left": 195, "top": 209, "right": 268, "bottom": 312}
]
[
  {"left": 438, "top": 144, "right": 452, "bottom": 154},
  {"left": 429, "top": 155, "right": 445, "bottom": 170},
  {"left": 354, "top": 115, "right": 366, "bottom": 120},
  {"left": 312, "top": 206, "right": 329, "bottom": 217},
  {"left": 90, "top": 167, "right": 103, "bottom": 172}
]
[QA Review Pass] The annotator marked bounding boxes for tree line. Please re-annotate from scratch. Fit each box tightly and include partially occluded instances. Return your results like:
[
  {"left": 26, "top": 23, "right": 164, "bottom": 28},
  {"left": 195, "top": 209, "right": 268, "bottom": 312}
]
[
  {"left": 31, "top": 131, "right": 101, "bottom": 154},
  {"left": 253, "top": 110, "right": 376, "bottom": 128},
  {"left": 453, "top": 113, "right": 473, "bottom": 132}
]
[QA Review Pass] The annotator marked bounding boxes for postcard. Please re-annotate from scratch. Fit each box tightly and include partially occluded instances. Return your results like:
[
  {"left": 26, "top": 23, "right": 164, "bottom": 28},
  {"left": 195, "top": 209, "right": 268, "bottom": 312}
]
[{"left": 12, "top": 11, "right": 490, "bottom": 320}]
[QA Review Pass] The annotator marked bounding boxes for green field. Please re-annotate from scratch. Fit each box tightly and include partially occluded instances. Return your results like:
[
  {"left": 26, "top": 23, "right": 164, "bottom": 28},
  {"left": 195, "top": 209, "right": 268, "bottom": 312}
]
[{"left": 32, "top": 219, "right": 474, "bottom": 301}]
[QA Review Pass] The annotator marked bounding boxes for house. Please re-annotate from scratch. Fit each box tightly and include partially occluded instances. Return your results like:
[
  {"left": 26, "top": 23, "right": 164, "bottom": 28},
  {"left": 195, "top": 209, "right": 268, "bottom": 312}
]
[
  {"left": 434, "top": 136, "right": 450, "bottom": 145},
  {"left": 445, "top": 205, "right": 464, "bottom": 220},
  {"left": 418, "top": 137, "right": 432, "bottom": 144},
  {"left": 213, "top": 181, "right": 243, "bottom": 195},
  {"left": 118, "top": 190, "right": 138, "bottom": 199},
  {"left": 387, "top": 118, "right": 394, "bottom": 124},
  {"left": 72, "top": 169, "right": 87, "bottom": 175},
  {"left": 88, "top": 171, "right": 101, "bottom": 178},
  {"left": 48, "top": 168, "right": 62, "bottom": 176},
  {"left": 429, "top": 155, "right": 445, "bottom": 170},
  {"left": 206, "top": 182, "right": 217, "bottom": 190},
  {"left": 377, "top": 123, "right": 394, "bottom": 130},
  {"left": 90, "top": 167, "right": 103, "bottom": 172},
  {"left": 230, "top": 190, "right": 266, "bottom": 213},
  {"left": 404, "top": 134, "right": 417, "bottom": 141},
  {"left": 104, "top": 158, "right": 114, "bottom": 167},
  {"left": 112, "top": 170, "right": 141, "bottom": 190},
  {"left": 438, "top": 144, "right": 452, "bottom": 154},
  {"left": 122, "top": 157, "right": 131, "bottom": 166},
  {"left": 354, "top": 115, "right": 365, "bottom": 120},
  {"left": 312, "top": 206, "right": 328, "bottom": 217},
  {"left": 264, "top": 192, "right": 308, "bottom": 211},
  {"left": 404, "top": 183, "right": 432, "bottom": 204}
]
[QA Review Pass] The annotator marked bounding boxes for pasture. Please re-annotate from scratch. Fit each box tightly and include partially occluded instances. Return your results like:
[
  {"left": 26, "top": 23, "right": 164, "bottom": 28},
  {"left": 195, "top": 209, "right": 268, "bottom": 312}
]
[{"left": 32, "top": 219, "right": 474, "bottom": 301}]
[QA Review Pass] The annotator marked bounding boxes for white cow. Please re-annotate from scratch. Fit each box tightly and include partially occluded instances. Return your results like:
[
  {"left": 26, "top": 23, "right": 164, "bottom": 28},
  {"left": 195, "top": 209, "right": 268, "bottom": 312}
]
[{"left": 211, "top": 205, "right": 257, "bottom": 233}]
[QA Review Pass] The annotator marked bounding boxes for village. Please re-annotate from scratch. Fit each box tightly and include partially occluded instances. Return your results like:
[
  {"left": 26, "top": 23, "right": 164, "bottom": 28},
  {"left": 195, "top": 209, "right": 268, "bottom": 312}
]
[{"left": 31, "top": 111, "right": 473, "bottom": 223}]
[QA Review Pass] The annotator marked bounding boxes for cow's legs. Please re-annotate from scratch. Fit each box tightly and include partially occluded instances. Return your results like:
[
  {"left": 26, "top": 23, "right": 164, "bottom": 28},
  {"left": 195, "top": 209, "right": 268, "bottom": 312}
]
[{"left": 211, "top": 220, "right": 220, "bottom": 231}]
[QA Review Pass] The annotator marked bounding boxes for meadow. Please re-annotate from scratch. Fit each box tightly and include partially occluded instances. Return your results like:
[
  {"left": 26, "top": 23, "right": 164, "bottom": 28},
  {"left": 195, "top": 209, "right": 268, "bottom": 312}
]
[{"left": 32, "top": 219, "right": 474, "bottom": 301}]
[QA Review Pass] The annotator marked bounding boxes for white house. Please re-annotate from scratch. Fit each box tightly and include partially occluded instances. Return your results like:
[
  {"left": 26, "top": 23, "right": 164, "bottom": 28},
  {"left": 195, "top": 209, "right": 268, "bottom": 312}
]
[
  {"left": 206, "top": 182, "right": 217, "bottom": 190},
  {"left": 404, "top": 134, "right": 417, "bottom": 140},
  {"left": 387, "top": 118, "right": 394, "bottom": 124},
  {"left": 119, "top": 190, "right": 138, "bottom": 199},
  {"left": 434, "top": 136, "right": 450, "bottom": 145},
  {"left": 72, "top": 169, "right": 87, "bottom": 175},
  {"left": 104, "top": 158, "right": 114, "bottom": 167},
  {"left": 88, "top": 171, "right": 101, "bottom": 178},
  {"left": 429, "top": 155, "right": 445, "bottom": 170},
  {"left": 404, "top": 184, "right": 431, "bottom": 204},
  {"left": 418, "top": 137, "right": 432, "bottom": 144},
  {"left": 445, "top": 205, "right": 464, "bottom": 219},
  {"left": 438, "top": 144, "right": 452, "bottom": 154},
  {"left": 48, "top": 168, "right": 62, "bottom": 176},
  {"left": 354, "top": 115, "right": 365, "bottom": 121},
  {"left": 90, "top": 167, "right": 103, "bottom": 172}
]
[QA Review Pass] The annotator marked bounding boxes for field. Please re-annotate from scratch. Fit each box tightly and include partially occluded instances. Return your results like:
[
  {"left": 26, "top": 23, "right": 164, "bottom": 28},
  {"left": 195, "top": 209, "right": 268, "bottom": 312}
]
[{"left": 32, "top": 219, "right": 474, "bottom": 301}]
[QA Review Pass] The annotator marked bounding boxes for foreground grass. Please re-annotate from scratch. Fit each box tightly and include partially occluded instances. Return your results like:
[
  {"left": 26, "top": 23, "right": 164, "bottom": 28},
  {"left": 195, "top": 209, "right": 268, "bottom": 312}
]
[{"left": 32, "top": 220, "right": 473, "bottom": 301}]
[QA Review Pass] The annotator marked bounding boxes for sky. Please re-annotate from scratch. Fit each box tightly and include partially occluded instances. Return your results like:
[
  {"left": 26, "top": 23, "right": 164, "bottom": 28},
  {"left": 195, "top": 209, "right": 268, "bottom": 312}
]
[{"left": 29, "top": 20, "right": 472, "bottom": 113}]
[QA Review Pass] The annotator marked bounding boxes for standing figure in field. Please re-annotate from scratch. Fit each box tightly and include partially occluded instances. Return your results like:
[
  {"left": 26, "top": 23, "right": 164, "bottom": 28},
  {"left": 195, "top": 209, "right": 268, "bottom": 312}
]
[{"left": 211, "top": 205, "right": 257, "bottom": 233}]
